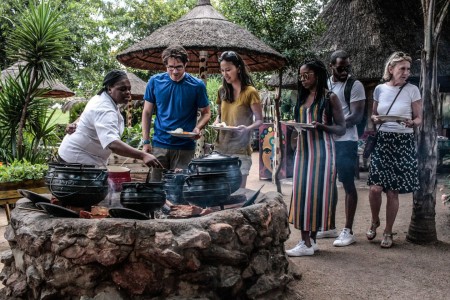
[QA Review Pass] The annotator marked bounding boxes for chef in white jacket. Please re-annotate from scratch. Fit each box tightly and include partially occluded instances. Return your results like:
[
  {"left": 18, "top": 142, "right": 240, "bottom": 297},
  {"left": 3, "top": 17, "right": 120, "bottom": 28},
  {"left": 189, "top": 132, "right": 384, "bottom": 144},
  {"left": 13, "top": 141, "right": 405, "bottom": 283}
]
[{"left": 58, "top": 70, "right": 161, "bottom": 168}]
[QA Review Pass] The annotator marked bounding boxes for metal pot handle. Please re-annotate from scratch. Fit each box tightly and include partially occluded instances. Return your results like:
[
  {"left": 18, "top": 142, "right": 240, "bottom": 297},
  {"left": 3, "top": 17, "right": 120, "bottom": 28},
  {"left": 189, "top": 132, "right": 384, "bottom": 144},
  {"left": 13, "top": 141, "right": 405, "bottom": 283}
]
[
  {"left": 185, "top": 176, "right": 192, "bottom": 187},
  {"left": 188, "top": 163, "right": 197, "bottom": 173}
]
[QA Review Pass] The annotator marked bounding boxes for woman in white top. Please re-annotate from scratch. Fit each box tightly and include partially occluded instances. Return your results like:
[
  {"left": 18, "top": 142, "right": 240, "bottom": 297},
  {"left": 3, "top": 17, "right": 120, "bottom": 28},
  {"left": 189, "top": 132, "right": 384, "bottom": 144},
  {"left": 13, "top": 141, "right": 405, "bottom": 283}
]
[
  {"left": 58, "top": 70, "right": 161, "bottom": 168},
  {"left": 366, "top": 52, "right": 422, "bottom": 248}
]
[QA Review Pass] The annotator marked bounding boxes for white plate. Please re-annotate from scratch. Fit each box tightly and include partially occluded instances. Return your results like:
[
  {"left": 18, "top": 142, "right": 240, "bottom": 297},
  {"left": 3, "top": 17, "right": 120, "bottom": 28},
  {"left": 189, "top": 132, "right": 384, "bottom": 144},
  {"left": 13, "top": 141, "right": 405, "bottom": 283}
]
[
  {"left": 210, "top": 125, "right": 239, "bottom": 131},
  {"left": 377, "top": 115, "right": 408, "bottom": 122},
  {"left": 167, "top": 131, "right": 197, "bottom": 138},
  {"left": 281, "top": 121, "right": 315, "bottom": 130}
]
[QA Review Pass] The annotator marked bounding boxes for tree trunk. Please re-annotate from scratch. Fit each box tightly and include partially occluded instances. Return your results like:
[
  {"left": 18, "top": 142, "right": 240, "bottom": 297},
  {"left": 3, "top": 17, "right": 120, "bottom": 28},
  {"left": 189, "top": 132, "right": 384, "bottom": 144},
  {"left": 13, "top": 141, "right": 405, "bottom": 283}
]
[
  {"left": 273, "top": 70, "right": 283, "bottom": 193},
  {"left": 16, "top": 67, "right": 38, "bottom": 159},
  {"left": 407, "top": 0, "right": 449, "bottom": 244}
]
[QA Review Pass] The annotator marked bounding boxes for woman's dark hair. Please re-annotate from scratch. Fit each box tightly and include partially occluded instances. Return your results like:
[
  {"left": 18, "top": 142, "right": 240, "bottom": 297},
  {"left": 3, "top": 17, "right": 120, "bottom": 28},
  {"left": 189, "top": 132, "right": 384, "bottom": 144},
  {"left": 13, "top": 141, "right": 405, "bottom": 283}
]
[
  {"left": 218, "top": 51, "right": 254, "bottom": 103},
  {"left": 97, "top": 70, "right": 128, "bottom": 95},
  {"left": 294, "top": 59, "right": 330, "bottom": 122}
]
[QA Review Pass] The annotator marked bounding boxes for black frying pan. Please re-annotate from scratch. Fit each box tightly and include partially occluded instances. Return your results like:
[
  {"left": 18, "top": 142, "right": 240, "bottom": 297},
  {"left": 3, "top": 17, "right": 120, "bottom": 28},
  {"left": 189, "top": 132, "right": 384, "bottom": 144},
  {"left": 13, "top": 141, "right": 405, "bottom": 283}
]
[{"left": 18, "top": 189, "right": 51, "bottom": 206}]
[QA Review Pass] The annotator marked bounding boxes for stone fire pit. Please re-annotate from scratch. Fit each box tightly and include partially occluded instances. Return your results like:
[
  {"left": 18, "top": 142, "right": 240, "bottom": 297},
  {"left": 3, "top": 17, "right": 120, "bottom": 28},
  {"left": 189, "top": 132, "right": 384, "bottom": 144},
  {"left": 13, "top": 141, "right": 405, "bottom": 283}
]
[{"left": 0, "top": 191, "right": 292, "bottom": 299}]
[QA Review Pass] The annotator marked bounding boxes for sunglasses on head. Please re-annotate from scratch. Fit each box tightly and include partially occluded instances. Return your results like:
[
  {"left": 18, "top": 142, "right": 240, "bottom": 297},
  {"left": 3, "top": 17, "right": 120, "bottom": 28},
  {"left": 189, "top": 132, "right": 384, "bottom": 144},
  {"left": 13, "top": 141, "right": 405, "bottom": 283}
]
[
  {"left": 298, "top": 72, "right": 315, "bottom": 81},
  {"left": 219, "top": 51, "right": 238, "bottom": 62}
]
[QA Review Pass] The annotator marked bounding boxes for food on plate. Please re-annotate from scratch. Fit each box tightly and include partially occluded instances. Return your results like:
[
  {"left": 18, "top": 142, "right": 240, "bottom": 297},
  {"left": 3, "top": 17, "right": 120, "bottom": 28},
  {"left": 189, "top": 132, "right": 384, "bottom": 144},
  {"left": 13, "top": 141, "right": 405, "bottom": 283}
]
[
  {"left": 216, "top": 122, "right": 227, "bottom": 127},
  {"left": 174, "top": 128, "right": 184, "bottom": 133}
]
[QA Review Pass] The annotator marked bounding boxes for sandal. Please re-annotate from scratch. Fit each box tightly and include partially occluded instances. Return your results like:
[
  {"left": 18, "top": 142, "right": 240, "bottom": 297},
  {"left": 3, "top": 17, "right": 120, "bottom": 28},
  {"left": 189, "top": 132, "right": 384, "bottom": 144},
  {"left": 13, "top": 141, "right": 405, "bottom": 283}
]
[
  {"left": 381, "top": 233, "right": 397, "bottom": 248},
  {"left": 366, "top": 220, "right": 380, "bottom": 240}
]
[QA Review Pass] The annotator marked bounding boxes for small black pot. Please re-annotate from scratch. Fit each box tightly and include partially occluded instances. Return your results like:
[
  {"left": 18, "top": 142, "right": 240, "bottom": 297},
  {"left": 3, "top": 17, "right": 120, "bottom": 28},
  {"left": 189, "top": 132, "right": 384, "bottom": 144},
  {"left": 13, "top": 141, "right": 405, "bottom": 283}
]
[
  {"left": 120, "top": 182, "right": 166, "bottom": 215},
  {"left": 162, "top": 170, "right": 189, "bottom": 205},
  {"left": 188, "top": 151, "right": 242, "bottom": 193},
  {"left": 182, "top": 172, "right": 231, "bottom": 208}
]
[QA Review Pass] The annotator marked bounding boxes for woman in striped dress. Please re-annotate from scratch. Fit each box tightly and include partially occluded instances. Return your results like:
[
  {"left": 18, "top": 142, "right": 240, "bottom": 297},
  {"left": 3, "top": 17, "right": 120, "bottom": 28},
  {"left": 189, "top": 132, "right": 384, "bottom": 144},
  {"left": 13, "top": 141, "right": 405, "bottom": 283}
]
[{"left": 286, "top": 59, "right": 345, "bottom": 257}]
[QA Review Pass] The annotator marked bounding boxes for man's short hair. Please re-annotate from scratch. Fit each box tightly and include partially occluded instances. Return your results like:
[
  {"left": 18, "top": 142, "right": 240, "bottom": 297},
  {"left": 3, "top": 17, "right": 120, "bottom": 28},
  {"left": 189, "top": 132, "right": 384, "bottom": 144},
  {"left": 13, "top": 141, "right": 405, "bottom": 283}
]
[
  {"left": 162, "top": 45, "right": 189, "bottom": 65},
  {"left": 330, "top": 50, "right": 349, "bottom": 65}
]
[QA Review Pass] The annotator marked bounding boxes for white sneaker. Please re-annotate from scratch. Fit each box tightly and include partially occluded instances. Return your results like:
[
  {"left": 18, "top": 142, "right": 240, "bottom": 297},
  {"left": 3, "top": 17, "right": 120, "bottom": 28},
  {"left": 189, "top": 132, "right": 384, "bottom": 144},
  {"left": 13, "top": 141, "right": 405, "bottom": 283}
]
[
  {"left": 286, "top": 241, "right": 314, "bottom": 257},
  {"left": 333, "top": 228, "right": 356, "bottom": 247},
  {"left": 310, "top": 238, "right": 319, "bottom": 252},
  {"left": 316, "top": 228, "right": 339, "bottom": 239}
]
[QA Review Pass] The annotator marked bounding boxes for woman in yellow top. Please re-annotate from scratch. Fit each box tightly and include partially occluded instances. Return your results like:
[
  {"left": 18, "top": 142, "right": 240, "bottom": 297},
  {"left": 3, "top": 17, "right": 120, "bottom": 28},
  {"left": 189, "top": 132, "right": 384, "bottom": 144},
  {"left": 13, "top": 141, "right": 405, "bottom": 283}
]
[{"left": 213, "top": 51, "right": 263, "bottom": 188}]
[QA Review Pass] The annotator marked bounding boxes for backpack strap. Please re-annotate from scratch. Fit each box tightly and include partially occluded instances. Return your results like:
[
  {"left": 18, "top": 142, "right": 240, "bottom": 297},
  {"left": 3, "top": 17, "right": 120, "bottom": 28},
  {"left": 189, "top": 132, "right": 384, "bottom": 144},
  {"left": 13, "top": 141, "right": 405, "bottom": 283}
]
[{"left": 344, "top": 77, "right": 356, "bottom": 107}]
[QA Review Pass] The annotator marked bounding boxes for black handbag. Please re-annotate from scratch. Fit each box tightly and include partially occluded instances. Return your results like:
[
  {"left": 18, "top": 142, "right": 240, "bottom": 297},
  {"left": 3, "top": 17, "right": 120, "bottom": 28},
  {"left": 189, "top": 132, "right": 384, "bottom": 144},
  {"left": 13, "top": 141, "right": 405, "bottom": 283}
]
[{"left": 362, "top": 83, "right": 406, "bottom": 159}]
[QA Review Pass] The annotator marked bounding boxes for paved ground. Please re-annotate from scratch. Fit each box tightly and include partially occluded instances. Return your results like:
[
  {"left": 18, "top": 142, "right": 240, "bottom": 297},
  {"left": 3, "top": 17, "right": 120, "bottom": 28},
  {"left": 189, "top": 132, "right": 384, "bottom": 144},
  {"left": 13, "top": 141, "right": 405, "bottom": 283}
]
[{"left": 2, "top": 152, "right": 450, "bottom": 299}]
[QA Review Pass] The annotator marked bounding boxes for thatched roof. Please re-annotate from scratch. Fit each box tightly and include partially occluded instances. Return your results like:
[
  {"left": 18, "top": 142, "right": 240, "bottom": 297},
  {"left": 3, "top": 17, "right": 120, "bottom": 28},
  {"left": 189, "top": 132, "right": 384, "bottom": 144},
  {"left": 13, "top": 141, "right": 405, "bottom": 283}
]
[
  {"left": 266, "top": 68, "right": 298, "bottom": 90},
  {"left": 117, "top": 0, "right": 285, "bottom": 73},
  {"left": 0, "top": 61, "right": 75, "bottom": 98},
  {"left": 126, "top": 72, "right": 147, "bottom": 100},
  {"left": 311, "top": 0, "right": 450, "bottom": 83}
]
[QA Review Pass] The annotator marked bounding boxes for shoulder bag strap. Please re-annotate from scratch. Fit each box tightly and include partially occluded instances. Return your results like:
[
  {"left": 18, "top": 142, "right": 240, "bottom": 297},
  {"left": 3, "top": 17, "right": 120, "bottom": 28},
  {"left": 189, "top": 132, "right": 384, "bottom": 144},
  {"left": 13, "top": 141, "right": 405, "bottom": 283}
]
[{"left": 374, "top": 82, "right": 407, "bottom": 132}]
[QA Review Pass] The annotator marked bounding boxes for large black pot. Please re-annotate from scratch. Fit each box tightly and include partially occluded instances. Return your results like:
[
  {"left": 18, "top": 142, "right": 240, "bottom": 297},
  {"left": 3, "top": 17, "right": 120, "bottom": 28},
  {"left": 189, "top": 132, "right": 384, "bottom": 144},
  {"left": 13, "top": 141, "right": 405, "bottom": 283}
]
[
  {"left": 45, "top": 163, "right": 109, "bottom": 208},
  {"left": 120, "top": 182, "right": 166, "bottom": 216},
  {"left": 182, "top": 172, "right": 231, "bottom": 208},
  {"left": 188, "top": 151, "right": 242, "bottom": 193},
  {"left": 162, "top": 170, "right": 189, "bottom": 205}
]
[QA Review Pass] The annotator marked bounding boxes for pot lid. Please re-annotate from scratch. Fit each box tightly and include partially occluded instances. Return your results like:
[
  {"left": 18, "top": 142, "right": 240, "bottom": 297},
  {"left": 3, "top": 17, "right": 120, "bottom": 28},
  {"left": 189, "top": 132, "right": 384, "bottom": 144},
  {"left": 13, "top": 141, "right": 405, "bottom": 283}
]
[{"left": 192, "top": 151, "right": 238, "bottom": 162}]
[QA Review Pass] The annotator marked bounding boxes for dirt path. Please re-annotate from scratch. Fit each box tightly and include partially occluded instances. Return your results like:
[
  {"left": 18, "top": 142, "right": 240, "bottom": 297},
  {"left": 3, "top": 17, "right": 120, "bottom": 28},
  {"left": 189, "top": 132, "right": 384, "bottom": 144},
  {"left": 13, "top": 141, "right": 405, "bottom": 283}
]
[{"left": 279, "top": 172, "right": 450, "bottom": 300}]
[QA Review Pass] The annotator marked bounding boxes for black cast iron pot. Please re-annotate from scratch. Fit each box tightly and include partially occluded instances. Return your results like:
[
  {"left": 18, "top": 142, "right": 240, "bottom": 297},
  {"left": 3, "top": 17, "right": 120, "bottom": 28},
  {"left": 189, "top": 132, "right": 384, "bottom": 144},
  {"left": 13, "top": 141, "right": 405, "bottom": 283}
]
[
  {"left": 182, "top": 172, "right": 231, "bottom": 209},
  {"left": 45, "top": 163, "right": 109, "bottom": 208},
  {"left": 120, "top": 182, "right": 166, "bottom": 216},
  {"left": 188, "top": 151, "right": 242, "bottom": 193},
  {"left": 162, "top": 170, "right": 189, "bottom": 205}
]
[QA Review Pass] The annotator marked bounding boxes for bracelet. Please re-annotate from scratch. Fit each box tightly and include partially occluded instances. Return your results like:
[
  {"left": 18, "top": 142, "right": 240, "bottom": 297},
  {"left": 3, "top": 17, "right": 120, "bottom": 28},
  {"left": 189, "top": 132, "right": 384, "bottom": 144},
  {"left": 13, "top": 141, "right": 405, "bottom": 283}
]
[{"left": 142, "top": 139, "right": 151, "bottom": 145}]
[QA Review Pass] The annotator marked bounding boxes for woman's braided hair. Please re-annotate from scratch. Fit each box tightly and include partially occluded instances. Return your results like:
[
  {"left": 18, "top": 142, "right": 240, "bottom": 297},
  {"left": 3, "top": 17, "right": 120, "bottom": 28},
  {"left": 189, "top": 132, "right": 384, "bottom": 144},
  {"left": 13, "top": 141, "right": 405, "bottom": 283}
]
[{"left": 295, "top": 58, "right": 332, "bottom": 123}]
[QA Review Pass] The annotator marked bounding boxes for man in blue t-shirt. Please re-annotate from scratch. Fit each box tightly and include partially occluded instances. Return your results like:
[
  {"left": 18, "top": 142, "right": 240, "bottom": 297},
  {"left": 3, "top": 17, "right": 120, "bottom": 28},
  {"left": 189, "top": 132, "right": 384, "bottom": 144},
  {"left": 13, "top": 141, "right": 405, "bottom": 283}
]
[{"left": 142, "top": 45, "right": 211, "bottom": 176}]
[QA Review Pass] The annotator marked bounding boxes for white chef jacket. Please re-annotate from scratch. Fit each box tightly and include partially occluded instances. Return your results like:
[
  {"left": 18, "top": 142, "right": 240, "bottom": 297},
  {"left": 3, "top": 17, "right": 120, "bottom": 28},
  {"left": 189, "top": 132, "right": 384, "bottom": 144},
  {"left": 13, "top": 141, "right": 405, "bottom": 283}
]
[{"left": 58, "top": 92, "right": 124, "bottom": 166}]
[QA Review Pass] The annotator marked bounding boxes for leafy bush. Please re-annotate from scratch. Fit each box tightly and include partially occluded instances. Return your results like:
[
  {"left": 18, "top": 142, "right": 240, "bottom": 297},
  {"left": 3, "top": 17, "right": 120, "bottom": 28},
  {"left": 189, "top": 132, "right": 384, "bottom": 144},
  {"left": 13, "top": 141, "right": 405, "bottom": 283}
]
[{"left": 0, "top": 160, "right": 47, "bottom": 183}]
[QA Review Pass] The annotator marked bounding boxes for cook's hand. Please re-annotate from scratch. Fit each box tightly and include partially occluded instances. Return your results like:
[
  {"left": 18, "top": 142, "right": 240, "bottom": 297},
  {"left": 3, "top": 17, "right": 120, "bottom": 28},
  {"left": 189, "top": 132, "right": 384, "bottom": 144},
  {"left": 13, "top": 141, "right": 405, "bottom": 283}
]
[
  {"left": 143, "top": 143, "right": 152, "bottom": 153},
  {"left": 65, "top": 123, "right": 77, "bottom": 134},
  {"left": 192, "top": 127, "right": 202, "bottom": 140},
  {"left": 143, "top": 153, "right": 163, "bottom": 168}
]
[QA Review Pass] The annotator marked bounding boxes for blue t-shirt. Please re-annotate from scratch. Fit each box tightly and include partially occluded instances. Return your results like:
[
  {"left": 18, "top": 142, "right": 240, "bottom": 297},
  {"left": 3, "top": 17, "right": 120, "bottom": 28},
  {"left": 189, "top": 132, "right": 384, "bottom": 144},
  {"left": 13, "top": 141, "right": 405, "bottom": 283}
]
[{"left": 144, "top": 72, "right": 209, "bottom": 150}]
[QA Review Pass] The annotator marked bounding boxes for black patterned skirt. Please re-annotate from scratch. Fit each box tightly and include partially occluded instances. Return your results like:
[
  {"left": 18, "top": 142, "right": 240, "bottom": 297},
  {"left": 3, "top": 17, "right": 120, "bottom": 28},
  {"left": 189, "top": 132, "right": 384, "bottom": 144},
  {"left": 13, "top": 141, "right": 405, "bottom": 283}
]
[{"left": 367, "top": 131, "right": 419, "bottom": 193}]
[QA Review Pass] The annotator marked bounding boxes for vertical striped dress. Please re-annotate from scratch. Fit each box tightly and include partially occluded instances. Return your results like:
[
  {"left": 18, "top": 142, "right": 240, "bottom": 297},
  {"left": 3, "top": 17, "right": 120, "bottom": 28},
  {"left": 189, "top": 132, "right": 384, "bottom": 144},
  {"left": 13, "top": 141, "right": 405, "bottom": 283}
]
[{"left": 288, "top": 97, "right": 337, "bottom": 231}]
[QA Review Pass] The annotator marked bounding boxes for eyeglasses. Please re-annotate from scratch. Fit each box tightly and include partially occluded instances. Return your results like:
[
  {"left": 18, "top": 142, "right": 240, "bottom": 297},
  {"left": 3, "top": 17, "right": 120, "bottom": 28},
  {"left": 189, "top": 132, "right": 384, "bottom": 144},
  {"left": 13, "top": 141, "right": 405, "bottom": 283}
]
[
  {"left": 298, "top": 72, "right": 315, "bottom": 81},
  {"left": 166, "top": 64, "right": 185, "bottom": 71},
  {"left": 219, "top": 51, "right": 238, "bottom": 62},
  {"left": 333, "top": 65, "right": 351, "bottom": 73}
]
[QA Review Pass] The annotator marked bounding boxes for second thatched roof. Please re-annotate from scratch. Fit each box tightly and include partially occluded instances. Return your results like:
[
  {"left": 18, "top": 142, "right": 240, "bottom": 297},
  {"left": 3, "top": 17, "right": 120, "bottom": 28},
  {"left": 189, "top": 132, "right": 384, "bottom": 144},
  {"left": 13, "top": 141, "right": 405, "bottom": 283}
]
[
  {"left": 0, "top": 61, "right": 75, "bottom": 98},
  {"left": 311, "top": 0, "right": 450, "bottom": 82}
]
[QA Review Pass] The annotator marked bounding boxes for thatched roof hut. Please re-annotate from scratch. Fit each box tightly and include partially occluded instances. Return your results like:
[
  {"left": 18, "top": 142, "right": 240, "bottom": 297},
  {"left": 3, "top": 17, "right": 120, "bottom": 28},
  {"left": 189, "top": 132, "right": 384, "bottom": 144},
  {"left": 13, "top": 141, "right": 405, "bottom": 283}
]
[
  {"left": 267, "top": 0, "right": 450, "bottom": 92},
  {"left": 0, "top": 61, "right": 75, "bottom": 98},
  {"left": 126, "top": 72, "right": 147, "bottom": 100},
  {"left": 266, "top": 68, "right": 298, "bottom": 90},
  {"left": 117, "top": 0, "right": 285, "bottom": 73},
  {"left": 311, "top": 0, "right": 450, "bottom": 89}
]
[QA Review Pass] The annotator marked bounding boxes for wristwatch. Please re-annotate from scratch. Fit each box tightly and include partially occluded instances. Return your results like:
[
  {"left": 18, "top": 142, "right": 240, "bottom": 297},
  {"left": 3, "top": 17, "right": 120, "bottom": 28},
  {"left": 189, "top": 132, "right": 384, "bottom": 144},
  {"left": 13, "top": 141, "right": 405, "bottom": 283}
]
[{"left": 142, "top": 139, "right": 151, "bottom": 145}]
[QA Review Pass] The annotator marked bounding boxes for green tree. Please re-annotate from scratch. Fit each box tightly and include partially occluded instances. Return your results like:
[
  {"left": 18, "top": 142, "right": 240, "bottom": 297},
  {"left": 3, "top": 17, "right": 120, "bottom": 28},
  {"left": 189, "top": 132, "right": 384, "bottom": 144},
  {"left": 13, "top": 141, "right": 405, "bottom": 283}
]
[
  {"left": 217, "top": 0, "right": 327, "bottom": 67},
  {"left": 6, "top": 1, "right": 71, "bottom": 159}
]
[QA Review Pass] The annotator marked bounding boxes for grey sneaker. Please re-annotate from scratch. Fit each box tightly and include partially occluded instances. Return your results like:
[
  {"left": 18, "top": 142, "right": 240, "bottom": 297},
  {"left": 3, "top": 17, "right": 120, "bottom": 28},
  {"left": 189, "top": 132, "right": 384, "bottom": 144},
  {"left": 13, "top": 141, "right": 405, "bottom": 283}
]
[
  {"left": 333, "top": 228, "right": 356, "bottom": 247},
  {"left": 316, "top": 228, "right": 339, "bottom": 239},
  {"left": 286, "top": 241, "right": 314, "bottom": 257}
]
